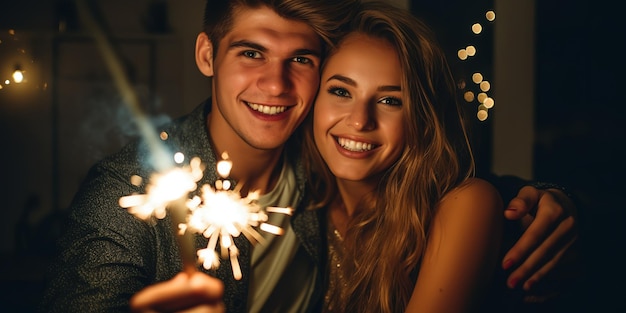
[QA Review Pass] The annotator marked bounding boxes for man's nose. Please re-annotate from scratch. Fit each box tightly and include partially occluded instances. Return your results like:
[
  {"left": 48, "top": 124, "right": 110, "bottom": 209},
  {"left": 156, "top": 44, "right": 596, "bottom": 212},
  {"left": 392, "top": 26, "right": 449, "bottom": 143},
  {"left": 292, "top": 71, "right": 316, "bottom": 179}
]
[{"left": 257, "top": 62, "right": 291, "bottom": 96}]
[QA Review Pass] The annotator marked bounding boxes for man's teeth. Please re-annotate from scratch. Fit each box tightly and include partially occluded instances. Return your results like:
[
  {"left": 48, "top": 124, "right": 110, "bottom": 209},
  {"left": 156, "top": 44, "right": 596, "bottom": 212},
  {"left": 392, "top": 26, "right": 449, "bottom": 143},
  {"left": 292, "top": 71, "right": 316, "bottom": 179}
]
[
  {"left": 338, "top": 137, "right": 374, "bottom": 152},
  {"left": 248, "top": 103, "right": 287, "bottom": 115}
]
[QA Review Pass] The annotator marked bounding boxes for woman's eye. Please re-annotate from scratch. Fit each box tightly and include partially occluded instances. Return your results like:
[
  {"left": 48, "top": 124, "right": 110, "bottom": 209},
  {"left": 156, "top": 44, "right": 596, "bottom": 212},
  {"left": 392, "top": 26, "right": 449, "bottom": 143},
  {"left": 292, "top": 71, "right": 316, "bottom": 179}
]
[
  {"left": 328, "top": 86, "right": 351, "bottom": 98},
  {"left": 380, "top": 97, "right": 402, "bottom": 106}
]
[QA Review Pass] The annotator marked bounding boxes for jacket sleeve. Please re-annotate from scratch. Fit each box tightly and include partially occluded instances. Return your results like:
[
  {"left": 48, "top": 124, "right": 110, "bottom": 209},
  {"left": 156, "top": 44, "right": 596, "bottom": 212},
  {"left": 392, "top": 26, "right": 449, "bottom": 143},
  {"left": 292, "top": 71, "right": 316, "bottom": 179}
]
[{"left": 39, "top": 159, "right": 181, "bottom": 313}]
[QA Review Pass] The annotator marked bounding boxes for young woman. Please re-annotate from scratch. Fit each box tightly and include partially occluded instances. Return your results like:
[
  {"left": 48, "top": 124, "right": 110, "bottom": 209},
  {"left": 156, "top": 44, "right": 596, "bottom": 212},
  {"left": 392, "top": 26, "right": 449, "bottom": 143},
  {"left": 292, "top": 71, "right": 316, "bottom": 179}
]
[{"left": 302, "top": 2, "right": 503, "bottom": 312}]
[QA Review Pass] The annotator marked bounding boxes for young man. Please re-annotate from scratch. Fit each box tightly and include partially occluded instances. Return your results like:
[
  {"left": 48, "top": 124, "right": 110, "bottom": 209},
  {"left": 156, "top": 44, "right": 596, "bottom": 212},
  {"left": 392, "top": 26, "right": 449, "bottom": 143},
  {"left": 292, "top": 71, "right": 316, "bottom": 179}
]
[{"left": 41, "top": 1, "right": 578, "bottom": 312}]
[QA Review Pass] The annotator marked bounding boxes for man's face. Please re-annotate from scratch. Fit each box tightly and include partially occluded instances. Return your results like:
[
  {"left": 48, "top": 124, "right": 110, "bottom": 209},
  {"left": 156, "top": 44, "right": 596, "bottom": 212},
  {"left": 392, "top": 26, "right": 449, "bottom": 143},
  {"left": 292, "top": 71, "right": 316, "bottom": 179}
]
[{"left": 207, "top": 6, "right": 322, "bottom": 151}]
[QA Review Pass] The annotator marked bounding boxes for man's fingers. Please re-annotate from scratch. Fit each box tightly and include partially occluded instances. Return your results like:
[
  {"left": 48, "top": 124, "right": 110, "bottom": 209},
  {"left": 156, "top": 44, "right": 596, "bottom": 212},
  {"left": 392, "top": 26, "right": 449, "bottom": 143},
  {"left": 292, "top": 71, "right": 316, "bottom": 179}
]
[
  {"left": 521, "top": 234, "right": 577, "bottom": 291},
  {"left": 502, "top": 188, "right": 567, "bottom": 269},
  {"left": 504, "top": 186, "right": 540, "bottom": 220},
  {"left": 502, "top": 212, "right": 556, "bottom": 271},
  {"left": 505, "top": 216, "right": 576, "bottom": 288},
  {"left": 130, "top": 272, "right": 224, "bottom": 313}
]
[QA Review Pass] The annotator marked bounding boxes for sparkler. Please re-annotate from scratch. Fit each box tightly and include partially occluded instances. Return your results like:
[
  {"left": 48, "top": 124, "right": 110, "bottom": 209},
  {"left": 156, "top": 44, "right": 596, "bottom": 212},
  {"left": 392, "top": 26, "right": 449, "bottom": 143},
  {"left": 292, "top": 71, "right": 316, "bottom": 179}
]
[
  {"left": 119, "top": 151, "right": 293, "bottom": 280},
  {"left": 119, "top": 156, "right": 204, "bottom": 274}
]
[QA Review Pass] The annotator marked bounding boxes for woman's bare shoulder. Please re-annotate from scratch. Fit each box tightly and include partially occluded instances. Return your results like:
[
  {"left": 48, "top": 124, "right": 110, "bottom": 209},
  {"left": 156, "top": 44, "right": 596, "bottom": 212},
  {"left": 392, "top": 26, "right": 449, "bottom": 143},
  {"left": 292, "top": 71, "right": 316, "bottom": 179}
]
[{"left": 439, "top": 177, "right": 503, "bottom": 216}]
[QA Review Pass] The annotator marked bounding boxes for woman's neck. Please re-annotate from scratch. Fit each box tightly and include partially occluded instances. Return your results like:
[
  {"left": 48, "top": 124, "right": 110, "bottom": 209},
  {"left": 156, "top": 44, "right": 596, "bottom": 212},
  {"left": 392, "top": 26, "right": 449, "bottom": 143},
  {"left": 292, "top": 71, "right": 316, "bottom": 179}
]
[
  {"left": 335, "top": 179, "right": 376, "bottom": 216},
  {"left": 330, "top": 179, "right": 376, "bottom": 236}
]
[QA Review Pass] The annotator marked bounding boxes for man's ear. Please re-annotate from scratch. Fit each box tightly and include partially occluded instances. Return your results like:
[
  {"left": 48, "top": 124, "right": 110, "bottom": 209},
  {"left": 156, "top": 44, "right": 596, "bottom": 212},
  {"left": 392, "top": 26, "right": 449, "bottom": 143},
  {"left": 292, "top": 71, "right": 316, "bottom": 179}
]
[{"left": 195, "top": 32, "right": 214, "bottom": 77}]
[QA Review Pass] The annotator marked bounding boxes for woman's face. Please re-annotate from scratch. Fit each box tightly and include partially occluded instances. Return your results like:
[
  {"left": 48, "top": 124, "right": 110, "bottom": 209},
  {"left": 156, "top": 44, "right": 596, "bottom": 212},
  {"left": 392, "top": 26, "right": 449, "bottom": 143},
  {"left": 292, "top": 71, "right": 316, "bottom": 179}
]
[{"left": 313, "top": 32, "right": 406, "bottom": 184}]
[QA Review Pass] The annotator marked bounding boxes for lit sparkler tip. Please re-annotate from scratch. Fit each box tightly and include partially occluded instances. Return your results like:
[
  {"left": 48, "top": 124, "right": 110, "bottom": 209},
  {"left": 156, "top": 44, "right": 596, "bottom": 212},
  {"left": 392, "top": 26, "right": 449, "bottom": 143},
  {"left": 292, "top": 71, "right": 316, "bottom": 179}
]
[
  {"left": 216, "top": 158, "right": 232, "bottom": 178},
  {"left": 118, "top": 194, "right": 146, "bottom": 208},
  {"left": 229, "top": 246, "right": 242, "bottom": 280},
  {"left": 260, "top": 223, "right": 284, "bottom": 235},
  {"left": 130, "top": 175, "right": 143, "bottom": 186},
  {"left": 198, "top": 248, "right": 220, "bottom": 270},
  {"left": 119, "top": 158, "right": 204, "bottom": 221},
  {"left": 178, "top": 223, "right": 188, "bottom": 235},
  {"left": 266, "top": 206, "right": 294, "bottom": 216}
]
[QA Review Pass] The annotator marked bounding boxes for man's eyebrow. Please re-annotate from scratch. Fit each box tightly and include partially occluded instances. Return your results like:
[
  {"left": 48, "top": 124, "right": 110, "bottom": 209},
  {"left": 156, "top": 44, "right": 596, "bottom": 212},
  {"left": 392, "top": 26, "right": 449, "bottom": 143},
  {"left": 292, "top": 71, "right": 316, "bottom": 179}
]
[
  {"left": 229, "top": 40, "right": 321, "bottom": 58},
  {"left": 327, "top": 74, "right": 401, "bottom": 92},
  {"left": 230, "top": 40, "right": 266, "bottom": 52},
  {"left": 293, "top": 49, "right": 322, "bottom": 58}
]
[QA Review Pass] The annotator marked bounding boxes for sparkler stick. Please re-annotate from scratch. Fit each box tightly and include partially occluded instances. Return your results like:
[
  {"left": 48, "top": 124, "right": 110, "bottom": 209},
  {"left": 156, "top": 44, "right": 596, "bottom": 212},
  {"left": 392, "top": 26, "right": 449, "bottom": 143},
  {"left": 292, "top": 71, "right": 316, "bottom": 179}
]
[{"left": 169, "top": 196, "right": 197, "bottom": 275}]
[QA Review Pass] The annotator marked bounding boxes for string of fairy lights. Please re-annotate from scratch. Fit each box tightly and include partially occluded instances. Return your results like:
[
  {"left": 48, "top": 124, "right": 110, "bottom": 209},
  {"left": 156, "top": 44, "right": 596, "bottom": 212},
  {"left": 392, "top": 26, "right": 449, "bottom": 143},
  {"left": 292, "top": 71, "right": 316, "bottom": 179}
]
[
  {"left": 0, "top": 29, "right": 29, "bottom": 90},
  {"left": 457, "top": 10, "right": 496, "bottom": 121}
]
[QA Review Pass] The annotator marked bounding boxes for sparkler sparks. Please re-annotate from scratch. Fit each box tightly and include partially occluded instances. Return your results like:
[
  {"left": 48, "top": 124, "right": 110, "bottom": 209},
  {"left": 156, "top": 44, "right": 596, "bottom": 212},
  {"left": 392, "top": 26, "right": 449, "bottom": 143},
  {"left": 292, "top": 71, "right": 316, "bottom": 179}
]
[
  {"left": 119, "top": 157, "right": 204, "bottom": 220},
  {"left": 119, "top": 151, "right": 293, "bottom": 280},
  {"left": 184, "top": 152, "right": 293, "bottom": 280}
]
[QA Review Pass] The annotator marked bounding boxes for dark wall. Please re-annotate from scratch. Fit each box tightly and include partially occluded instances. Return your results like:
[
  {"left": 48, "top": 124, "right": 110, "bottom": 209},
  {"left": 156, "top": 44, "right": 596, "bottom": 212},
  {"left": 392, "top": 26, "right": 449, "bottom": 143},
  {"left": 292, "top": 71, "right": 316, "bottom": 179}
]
[
  {"left": 534, "top": 1, "right": 626, "bottom": 312},
  {"left": 413, "top": 0, "right": 625, "bottom": 312}
]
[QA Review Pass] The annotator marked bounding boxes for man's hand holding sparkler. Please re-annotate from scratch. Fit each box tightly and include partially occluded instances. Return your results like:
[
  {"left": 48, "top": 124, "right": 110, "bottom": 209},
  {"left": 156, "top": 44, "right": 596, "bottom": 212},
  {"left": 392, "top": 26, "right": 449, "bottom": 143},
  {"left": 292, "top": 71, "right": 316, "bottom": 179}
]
[{"left": 130, "top": 271, "right": 225, "bottom": 313}]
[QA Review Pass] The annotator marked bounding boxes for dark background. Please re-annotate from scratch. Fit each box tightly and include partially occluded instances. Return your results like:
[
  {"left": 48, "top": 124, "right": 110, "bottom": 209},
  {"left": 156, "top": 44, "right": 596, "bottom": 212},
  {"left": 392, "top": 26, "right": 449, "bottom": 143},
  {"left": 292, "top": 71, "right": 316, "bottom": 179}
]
[
  {"left": 1, "top": 0, "right": 625, "bottom": 312},
  {"left": 412, "top": 1, "right": 626, "bottom": 312}
]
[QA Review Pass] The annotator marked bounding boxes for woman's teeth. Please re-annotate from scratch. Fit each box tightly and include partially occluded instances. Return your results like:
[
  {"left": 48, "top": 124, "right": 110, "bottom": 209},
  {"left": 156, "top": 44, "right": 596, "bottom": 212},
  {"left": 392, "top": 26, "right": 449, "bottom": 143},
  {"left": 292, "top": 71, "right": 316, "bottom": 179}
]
[{"left": 337, "top": 137, "right": 374, "bottom": 152}]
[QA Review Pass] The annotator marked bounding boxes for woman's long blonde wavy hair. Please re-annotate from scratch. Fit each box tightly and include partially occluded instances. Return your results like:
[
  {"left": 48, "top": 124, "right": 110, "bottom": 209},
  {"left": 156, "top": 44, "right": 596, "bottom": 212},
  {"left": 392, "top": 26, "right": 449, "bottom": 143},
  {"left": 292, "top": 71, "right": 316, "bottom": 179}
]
[{"left": 302, "top": 1, "right": 476, "bottom": 312}]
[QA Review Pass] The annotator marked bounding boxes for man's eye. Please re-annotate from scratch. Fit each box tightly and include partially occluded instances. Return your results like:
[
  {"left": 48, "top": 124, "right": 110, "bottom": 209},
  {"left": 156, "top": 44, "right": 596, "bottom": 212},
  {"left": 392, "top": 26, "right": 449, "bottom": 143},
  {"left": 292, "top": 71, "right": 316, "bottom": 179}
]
[
  {"left": 243, "top": 51, "right": 261, "bottom": 58},
  {"left": 293, "top": 56, "right": 311, "bottom": 64}
]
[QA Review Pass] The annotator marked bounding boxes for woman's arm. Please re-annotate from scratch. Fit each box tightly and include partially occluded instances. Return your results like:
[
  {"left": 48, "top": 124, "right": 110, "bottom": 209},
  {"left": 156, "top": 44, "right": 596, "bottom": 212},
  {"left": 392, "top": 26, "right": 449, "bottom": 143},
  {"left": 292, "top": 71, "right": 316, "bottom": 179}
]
[{"left": 405, "top": 178, "right": 503, "bottom": 313}]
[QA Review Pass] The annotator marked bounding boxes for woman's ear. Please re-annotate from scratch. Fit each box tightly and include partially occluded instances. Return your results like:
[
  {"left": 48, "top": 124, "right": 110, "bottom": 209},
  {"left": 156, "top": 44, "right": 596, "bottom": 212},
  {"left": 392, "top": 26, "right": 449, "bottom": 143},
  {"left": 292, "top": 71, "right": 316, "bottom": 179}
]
[{"left": 195, "top": 32, "right": 214, "bottom": 77}]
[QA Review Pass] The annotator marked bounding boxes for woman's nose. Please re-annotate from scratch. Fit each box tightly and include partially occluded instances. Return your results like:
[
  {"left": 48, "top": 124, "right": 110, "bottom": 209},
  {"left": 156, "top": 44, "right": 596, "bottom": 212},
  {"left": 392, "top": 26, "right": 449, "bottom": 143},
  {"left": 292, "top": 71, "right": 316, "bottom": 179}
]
[{"left": 345, "top": 102, "right": 375, "bottom": 131}]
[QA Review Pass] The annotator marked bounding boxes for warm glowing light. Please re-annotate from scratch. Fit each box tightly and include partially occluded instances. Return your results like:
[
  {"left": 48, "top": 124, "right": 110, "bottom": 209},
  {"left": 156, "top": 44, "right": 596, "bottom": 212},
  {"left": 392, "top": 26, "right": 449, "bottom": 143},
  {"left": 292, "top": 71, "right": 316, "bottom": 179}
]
[
  {"left": 119, "top": 156, "right": 203, "bottom": 220},
  {"left": 13, "top": 69, "right": 24, "bottom": 84},
  {"left": 480, "top": 81, "right": 491, "bottom": 92},
  {"left": 130, "top": 175, "right": 143, "bottom": 186},
  {"left": 477, "top": 92, "right": 488, "bottom": 103},
  {"left": 0, "top": 84, "right": 3, "bottom": 90},
  {"left": 216, "top": 152, "right": 232, "bottom": 178},
  {"left": 483, "top": 97, "right": 495, "bottom": 108},
  {"left": 472, "top": 73, "right": 483, "bottom": 84},
  {"left": 486, "top": 11, "right": 496, "bottom": 22},
  {"left": 120, "top": 152, "right": 292, "bottom": 280},
  {"left": 466, "top": 45, "right": 476, "bottom": 57},
  {"left": 174, "top": 152, "right": 185, "bottom": 164},
  {"left": 457, "top": 49, "right": 468, "bottom": 60},
  {"left": 463, "top": 91, "right": 475, "bottom": 102},
  {"left": 185, "top": 153, "right": 293, "bottom": 279},
  {"left": 472, "top": 23, "right": 483, "bottom": 34},
  {"left": 160, "top": 131, "right": 169, "bottom": 140},
  {"left": 8, "top": 29, "right": 15, "bottom": 35},
  {"left": 4, "top": 80, "right": 10, "bottom": 85},
  {"left": 477, "top": 109, "right": 488, "bottom": 121}
]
